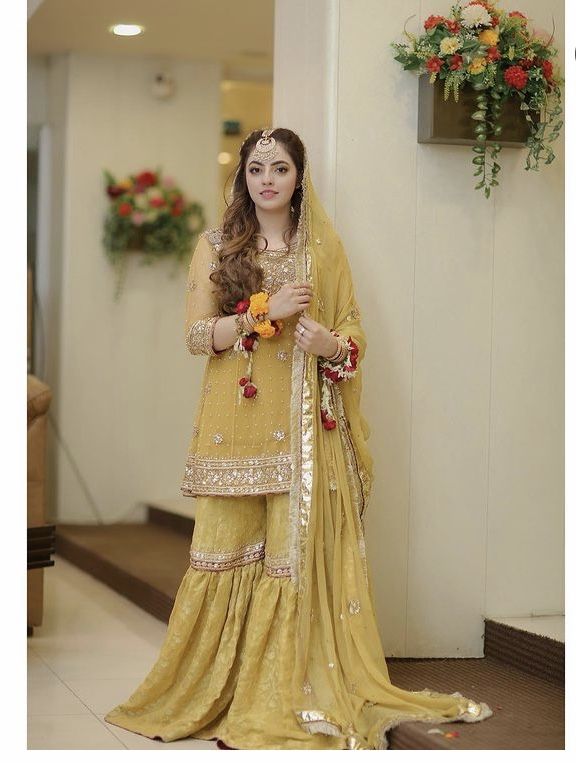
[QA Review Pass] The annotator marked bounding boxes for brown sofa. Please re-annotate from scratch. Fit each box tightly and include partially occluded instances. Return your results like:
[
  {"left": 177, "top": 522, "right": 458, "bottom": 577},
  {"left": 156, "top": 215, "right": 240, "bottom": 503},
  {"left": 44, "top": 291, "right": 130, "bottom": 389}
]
[{"left": 27, "top": 375, "right": 52, "bottom": 634}]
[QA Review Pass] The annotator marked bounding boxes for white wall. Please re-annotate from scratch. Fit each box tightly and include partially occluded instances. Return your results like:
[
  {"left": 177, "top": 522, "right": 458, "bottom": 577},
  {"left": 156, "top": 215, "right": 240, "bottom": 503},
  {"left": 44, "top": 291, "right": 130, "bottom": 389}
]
[
  {"left": 37, "top": 52, "right": 221, "bottom": 523},
  {"left": 28, "top": 55, "right": 48, "bottom": 128},
  {"left": 274, "top": 0, "right": 564, "bottom": 656}
]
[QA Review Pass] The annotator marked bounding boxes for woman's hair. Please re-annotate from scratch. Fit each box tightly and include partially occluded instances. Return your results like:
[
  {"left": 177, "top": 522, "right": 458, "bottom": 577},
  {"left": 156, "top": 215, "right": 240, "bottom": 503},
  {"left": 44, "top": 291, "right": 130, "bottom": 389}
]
[{"left": 209, "top": 127, "right": 305, "bottom": 316}]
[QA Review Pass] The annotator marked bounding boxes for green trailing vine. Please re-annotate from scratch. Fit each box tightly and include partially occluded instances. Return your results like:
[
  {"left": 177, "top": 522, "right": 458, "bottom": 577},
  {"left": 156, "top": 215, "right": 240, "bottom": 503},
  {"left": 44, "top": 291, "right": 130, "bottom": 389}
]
[{"left": 391, "top": 1, "right": 564, "bottom": 197}]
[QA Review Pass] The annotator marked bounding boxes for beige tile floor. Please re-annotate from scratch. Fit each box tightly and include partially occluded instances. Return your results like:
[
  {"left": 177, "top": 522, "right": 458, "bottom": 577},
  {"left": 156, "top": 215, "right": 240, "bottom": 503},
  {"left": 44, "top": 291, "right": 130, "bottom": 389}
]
[{"left": 27, "top": 555, "right": 218, "bottom": 750}]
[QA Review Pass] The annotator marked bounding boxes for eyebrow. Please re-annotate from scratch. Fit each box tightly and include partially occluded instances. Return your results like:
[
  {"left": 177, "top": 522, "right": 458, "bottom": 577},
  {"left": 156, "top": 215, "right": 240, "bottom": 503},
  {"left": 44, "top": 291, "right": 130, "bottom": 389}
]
[{"left": 248, "top": 160, "right": 289, "bottom": 166}]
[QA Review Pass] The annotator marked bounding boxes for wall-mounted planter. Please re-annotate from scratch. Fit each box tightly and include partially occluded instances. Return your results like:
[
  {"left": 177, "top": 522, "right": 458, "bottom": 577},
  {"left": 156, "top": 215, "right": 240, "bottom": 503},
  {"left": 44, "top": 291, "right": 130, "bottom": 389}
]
[{"left": 417, "top": 78, "right": 541, "bottom": 148}]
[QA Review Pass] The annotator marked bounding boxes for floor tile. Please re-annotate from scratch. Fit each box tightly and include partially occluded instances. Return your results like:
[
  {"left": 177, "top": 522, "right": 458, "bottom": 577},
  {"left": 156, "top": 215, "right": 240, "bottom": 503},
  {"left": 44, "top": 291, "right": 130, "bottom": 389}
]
[
  {"left": 27, "top": 648, "right": 58, "bottom": 685},
  {"left": 65, "top": 677, "right": 147, "bottom": 716},
  {"left": 100, "top": 715, "right": 218, "bottom": 750},
  {"left": 28, "top": 714, "right": 126, "bottom": 750},
  {"left": 27, "top": 680, "right": 92, "bottom": 716}
]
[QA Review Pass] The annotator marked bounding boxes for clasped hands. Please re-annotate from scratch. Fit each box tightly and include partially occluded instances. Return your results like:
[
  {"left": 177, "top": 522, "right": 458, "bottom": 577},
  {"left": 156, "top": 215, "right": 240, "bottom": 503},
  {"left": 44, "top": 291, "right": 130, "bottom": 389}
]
[{"left": 268, "top": 281, "right": 338, "bottom": 358}]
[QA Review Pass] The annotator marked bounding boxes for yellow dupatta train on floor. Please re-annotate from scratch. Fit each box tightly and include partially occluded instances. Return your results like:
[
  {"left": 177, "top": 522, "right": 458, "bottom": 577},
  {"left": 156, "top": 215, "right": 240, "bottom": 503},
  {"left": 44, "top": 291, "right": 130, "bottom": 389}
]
[{"left": 286, "top": 149, "right": 493, "bottom": 749}]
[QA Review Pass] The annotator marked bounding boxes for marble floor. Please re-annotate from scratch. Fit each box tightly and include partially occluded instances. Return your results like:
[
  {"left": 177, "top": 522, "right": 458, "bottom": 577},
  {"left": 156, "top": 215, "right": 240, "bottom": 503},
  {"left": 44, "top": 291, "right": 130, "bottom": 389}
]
[{"left": 27, "top": 556, "right": 218, "bottom": 750}]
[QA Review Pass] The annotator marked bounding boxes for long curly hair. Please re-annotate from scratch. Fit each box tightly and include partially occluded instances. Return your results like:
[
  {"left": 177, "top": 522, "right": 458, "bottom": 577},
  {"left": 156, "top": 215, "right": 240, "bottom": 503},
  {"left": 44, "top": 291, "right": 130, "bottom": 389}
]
[{"left": 209, "top": 128, "right": 305, "bottom": 316}]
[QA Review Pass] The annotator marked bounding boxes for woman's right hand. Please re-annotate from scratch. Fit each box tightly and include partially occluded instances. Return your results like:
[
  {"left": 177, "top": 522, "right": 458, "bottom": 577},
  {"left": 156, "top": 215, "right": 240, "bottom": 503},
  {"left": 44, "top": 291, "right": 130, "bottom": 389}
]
[{"left": 268, "top": 282, "right": 313, "bottom": 320}]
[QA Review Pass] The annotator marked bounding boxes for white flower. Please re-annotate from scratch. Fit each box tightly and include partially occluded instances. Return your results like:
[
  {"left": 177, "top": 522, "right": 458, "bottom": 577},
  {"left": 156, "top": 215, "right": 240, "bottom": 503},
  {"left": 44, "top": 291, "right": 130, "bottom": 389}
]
[
  {"left": 134, "top": 193, "right": 149, "bottom": 209},
  {"left": 144, "top": 209, "right": 159, "bottom": 223},
  {"left": 146, "top": 185, "right": 163, "bottom": 199},
  {"left": 439, "top": 36, "right": 461, "bottom": 55},
  {"left": 461, "top": 4, "right": 492, "bottom": 28}
]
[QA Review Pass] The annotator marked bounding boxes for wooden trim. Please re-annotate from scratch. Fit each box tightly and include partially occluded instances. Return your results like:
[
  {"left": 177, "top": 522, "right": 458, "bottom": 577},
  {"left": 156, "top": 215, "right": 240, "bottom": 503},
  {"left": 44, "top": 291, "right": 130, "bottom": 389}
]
[{"left": 418, "top": 78, "right": 540, "bottom": 147}]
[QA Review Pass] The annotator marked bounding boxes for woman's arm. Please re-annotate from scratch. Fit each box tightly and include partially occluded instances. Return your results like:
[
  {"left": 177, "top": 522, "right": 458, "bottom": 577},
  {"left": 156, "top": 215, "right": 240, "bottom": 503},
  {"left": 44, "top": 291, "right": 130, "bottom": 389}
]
[
  {"left": 184, "top": 234, "right": 226, "bottom": 356},
  {"left": 212, "top": 314, "right": 241, "bottom": 352}
]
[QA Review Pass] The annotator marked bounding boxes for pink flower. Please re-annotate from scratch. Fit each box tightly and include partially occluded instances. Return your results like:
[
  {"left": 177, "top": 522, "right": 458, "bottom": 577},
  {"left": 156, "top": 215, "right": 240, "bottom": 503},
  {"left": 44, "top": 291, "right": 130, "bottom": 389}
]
[
  {"left": 131, "top": 211, "right": 146, "bottom": 226},
  {"left": 162, "top": 176, "right": 175, "bottom": 189}
]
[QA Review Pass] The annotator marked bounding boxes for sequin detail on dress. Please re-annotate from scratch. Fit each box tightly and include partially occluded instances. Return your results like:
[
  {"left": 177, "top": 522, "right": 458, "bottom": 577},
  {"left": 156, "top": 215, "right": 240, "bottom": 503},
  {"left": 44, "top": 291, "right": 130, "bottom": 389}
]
[
  {"left": 182, "top": 454, "right": 293, "bottom": 496},
  {"left": 189, "top": 540, "right": 265, "bottom": 572}
]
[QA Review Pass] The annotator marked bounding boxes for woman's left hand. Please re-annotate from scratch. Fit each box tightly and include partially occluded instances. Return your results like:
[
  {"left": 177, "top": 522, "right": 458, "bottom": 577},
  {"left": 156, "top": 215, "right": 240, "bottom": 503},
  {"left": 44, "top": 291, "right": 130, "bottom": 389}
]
[{"left": 294, "top": 315, "right": 338, "bottom": 358}]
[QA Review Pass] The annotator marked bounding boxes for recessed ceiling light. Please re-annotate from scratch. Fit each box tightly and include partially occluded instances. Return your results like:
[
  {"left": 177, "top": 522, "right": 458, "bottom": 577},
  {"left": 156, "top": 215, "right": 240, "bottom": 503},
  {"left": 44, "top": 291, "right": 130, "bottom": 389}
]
[{"left": 109, "top": 24, "right": 145, "bottom": 37}]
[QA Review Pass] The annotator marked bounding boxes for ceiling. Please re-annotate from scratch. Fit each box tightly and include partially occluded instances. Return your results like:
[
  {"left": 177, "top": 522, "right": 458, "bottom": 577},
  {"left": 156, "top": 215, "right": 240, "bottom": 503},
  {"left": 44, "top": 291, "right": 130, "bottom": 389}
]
[{"left": 27, "top": 0, "right": 274, "bottom": 81}]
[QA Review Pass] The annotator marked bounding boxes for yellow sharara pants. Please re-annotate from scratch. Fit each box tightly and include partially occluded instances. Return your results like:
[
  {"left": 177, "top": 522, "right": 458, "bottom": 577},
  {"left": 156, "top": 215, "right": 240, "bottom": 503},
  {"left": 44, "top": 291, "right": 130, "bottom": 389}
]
[{"left": 104, "top": 492, "right": 345, "bottom": 749}]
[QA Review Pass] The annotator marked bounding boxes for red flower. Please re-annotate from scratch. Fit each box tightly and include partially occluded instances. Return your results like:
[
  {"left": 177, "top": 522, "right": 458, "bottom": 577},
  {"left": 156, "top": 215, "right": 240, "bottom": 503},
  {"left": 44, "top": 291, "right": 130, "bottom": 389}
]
[
  {"left": 106, "top": 184, "right": 125, "bottom": 198},
  {"left": 426, "top": 56, "right": 443, "bottom": 73},
  {"left": 150, "top": 196, "right": 166, "bottom": 208},
  {"left": 449, "top": 54, "right": 463, "bottom": 70},
  {"left": 118, "top": 202, "right": 133, "bottom": 216},
  {"left": 424, "top": 15, "right": 445, "bottom": 30},
  {"left": 509, "top": 10, "right": 527, "bottom": 22},
  {"left": 170, "top": 204, "right": 183, "bottom": 217},
  {"left": 241, "top": 335, "right": 256, "bottom": 351},
  {"left": 323, "top": 368, "right": 342, "bottom": 382},
  {"left": 238, "top": 376, "right": 249, "bottom": 386},
  {"left": 270, "top": 320, "right": 282, "bottom": 335},
  {"left": 518, "top": 57, "right": 535, "bottom": 69},
  {"left": 490, "top": 14, "right": 499, "bottom": 27},
  {"left": 486, "top": 46, "right": 501, "bottom": 62},
  {"left": 235, "top": 300, "right": 250, "bottom": 314},
  {"left": 243, "top": 383, "right": 257, "bottom": 398},
  {"left": 445, "top": 19, "right": 461, "bottom": 33},
  {"left": 135, "top": 171, "right": 157, "bottom": 189},
  {"left": 541, "top": 59, "right": 554, "bottom": 82},
  {"left": 504, "top": 65, "right": 528, "bottom": 89},
  {"left": 320, "top": 408, "right": 337, "bottom": 429}
]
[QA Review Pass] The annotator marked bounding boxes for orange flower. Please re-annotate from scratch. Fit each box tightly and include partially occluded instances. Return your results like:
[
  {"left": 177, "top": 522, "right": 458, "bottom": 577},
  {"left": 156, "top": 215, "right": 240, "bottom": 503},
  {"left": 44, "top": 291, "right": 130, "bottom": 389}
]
[
  {"left": 253, "top": 320, "right": 276, "bottom": 338},
  {"left": 249, "top": 291, "right": 269, "bottom": 318}
]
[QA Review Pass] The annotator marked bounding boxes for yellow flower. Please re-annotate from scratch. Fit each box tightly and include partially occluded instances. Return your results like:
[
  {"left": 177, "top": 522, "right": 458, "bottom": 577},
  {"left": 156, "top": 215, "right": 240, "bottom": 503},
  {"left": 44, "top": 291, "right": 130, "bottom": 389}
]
[
  {"left": 118, "top": 178, "right": 133, "bottom": 190},
  {"left": 249, "top": 291, "right": 269, "bottom": 318},
  {"left": 468, "top": 56, "right": 487, "bottom": 75},
  {"left": 478, "top": 29, "right": 499, "bottom": 46},
  {"left": 439, "top": 36, "right": 461, "bottom": 55},
  {"left": 253, "top": 320, "right": 276, "bottom": 338}
]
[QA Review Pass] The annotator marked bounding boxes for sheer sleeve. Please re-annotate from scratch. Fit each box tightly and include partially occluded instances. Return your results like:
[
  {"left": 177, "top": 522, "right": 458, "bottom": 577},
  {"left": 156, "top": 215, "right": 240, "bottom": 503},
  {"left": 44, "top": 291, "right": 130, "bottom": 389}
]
[
  {"left": 327, "top": 236, "right": 366, "bottom": 367},
  {"left": 184, "top": 233, "right": 225, "bottom": 356}
]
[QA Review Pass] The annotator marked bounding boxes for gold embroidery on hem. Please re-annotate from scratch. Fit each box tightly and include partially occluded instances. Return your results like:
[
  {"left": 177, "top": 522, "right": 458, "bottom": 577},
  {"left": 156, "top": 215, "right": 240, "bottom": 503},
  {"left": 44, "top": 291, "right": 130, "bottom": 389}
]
[
  {"left": 296, "top": 710, "right": 342, "bottom": 737},
  {"left": 189, "top": 540, "right": 265, "bottom": 571},
  {"left": 181, "top": 454, "right": 293, "bottom": 496},
  {"left": 374, "top": 691, "right": 494, "bottom": 749},
  {"left": 265, "top": 554, "right": 291, "bottom": 578}
]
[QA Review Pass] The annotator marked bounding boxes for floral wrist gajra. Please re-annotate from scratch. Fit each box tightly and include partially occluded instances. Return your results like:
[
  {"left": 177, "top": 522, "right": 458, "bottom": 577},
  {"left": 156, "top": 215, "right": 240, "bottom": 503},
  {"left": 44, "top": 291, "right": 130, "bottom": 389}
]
[
  {"left": 233, "top": 290, "right": 283, "bottom": 399},
  {"left": 318, "top": 330, "right": 359, "bottom": 430}
]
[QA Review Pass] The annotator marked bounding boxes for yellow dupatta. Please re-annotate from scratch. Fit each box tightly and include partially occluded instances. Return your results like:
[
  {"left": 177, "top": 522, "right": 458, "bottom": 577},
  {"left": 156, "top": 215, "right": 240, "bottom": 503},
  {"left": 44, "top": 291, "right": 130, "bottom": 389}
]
[{"left": 287, "top": 150, "right": 493, "bottom": 748}]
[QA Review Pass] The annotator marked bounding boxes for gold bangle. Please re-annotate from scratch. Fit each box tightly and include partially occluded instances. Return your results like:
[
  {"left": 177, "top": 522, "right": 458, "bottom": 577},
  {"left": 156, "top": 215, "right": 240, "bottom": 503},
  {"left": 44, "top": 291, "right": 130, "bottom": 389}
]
[
  {"left": 242, "top": 311, "right": 255, "bottom": 332},
  {"left": 325, "top": 336, "right": 347, "bottom": 363},
  {"left": 234, "top": 312, "right": 245, "bottom": 337}
]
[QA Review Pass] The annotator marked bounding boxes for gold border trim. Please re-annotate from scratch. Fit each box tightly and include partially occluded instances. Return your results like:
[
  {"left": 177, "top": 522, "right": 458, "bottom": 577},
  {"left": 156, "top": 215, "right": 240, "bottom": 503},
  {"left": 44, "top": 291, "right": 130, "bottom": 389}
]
[
  {"left": 181, "top": 454, "right": 293, "bottom": 496},
  {"left": 189, "top": 540, "right": 265, "bottom": 571}
]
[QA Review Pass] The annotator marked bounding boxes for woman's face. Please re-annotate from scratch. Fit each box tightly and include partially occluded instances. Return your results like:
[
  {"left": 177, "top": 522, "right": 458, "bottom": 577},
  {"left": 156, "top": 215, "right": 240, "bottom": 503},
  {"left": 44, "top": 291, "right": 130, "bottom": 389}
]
[{"left": 245, "top": 141, "right": 298, "bottom": 214}]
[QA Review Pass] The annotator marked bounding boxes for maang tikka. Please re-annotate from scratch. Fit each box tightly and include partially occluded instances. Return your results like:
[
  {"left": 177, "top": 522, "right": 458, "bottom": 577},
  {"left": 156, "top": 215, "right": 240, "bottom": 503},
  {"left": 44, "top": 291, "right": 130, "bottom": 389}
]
[{"left": 251, "top": 128, "right": 278, "bottom": 163}]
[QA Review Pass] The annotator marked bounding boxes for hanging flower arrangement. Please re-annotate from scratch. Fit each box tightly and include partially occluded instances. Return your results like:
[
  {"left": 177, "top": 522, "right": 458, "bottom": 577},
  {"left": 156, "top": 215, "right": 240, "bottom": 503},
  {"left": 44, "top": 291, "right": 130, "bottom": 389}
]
[
  {"left": 391, "top": 1, "right": 564, "bottom": 197},
  {"left": 103, "top": 168, "right": 205, "bottom": 298}
]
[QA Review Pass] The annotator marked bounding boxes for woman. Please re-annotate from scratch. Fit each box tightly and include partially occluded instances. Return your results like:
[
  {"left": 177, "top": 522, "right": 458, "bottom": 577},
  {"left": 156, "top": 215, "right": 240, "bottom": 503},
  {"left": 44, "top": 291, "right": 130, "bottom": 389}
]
[{"left": 104, "top": 128, "right": 492, "bottom": 749}]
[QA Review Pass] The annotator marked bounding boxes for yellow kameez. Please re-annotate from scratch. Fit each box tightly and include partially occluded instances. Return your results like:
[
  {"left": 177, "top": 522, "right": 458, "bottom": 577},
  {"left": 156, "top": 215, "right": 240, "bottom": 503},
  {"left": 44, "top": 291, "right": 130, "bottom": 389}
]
[
  {"left": 180, "top": 229, "right": 298, "bottom": 497},
  {"left": 105, "top": 148, "right": 493, "bottom": 748}
]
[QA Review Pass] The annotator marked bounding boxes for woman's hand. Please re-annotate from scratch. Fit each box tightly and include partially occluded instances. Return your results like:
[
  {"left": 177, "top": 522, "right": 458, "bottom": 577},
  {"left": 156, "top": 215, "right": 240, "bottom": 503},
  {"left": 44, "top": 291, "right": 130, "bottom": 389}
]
[
  {"left": 294, "top": 315, "right": 338, "bottom": 358},
  {"left": 268, "top": 282, "right": 313, "bottom": 321}
]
